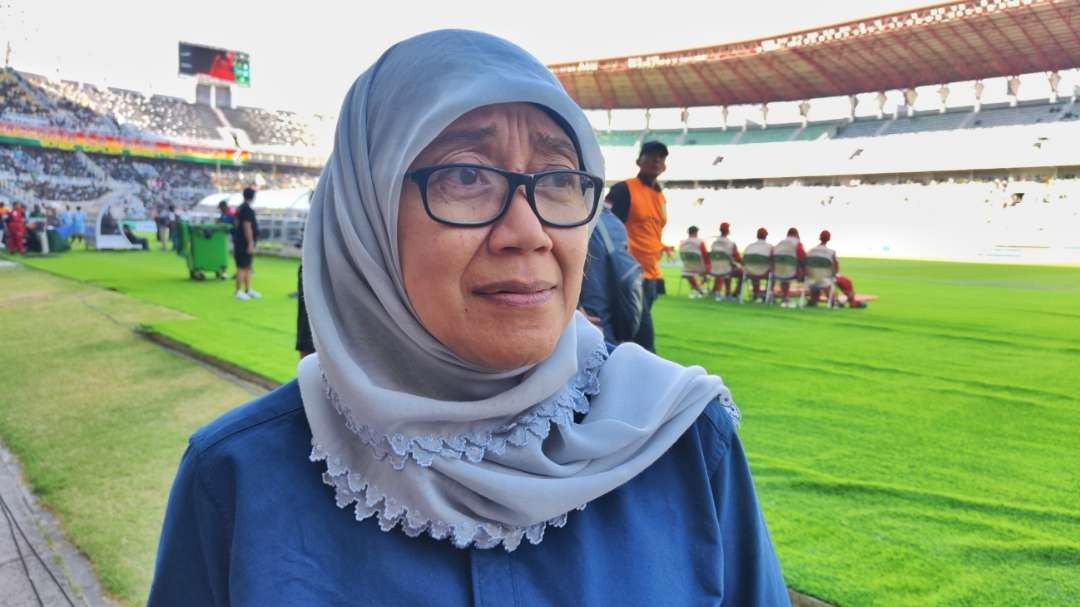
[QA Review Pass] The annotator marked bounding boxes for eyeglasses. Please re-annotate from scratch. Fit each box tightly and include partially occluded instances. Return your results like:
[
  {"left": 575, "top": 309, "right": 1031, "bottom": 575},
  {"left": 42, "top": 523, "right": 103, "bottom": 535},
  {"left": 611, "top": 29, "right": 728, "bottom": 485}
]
[{"left": 405, "top": 163, "right": 603, "bottom": 228}]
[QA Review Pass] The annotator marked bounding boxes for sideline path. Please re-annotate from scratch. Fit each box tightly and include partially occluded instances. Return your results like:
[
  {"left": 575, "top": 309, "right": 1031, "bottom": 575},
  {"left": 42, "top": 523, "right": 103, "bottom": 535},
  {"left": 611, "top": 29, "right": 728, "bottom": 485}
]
[
  {"left": 0, "top": 261, "right": 256, "bottom": 604},
  {"left": 0, "top": 443, "right": 111, "bottom": 607}
]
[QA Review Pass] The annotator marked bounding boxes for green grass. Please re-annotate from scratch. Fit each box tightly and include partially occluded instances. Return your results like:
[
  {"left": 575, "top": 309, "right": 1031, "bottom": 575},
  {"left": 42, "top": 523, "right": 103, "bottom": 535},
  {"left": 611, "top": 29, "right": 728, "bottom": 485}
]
[
  {"left": 6, "top": 250, "right": 1080, "bottom": 606},
  {"left": 17, "top": 248, "right": 302, "bottom": 383},
  {"left": 659, "top": 260, "right": 1080, "bottom": 606},
  {"left": 0, "top": 263, "right": 256, "bottom": 606}
]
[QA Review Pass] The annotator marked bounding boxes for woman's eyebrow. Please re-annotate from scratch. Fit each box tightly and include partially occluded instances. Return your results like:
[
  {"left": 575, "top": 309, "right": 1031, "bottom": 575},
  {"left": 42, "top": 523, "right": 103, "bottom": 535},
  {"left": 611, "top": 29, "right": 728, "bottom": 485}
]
[
  {"left": 532, "top": 132, "right": 576, "bottom": 159},
  {"left": 427, "top": 125, "right": 497, "bottom": 151}
]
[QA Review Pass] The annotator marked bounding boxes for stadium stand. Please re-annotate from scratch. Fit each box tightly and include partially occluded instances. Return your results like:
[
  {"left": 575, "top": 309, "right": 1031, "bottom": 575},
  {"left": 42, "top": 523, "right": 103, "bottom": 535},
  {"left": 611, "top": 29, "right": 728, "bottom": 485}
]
[
  {"left": 220, "top": 106, "right": 316, "bottom": 147},
  {"left": 591, "top": 100, "right": 1077, "bottom": 147},
  {"left": 0, "top": 69, "right": 51, "bottom": 122}
]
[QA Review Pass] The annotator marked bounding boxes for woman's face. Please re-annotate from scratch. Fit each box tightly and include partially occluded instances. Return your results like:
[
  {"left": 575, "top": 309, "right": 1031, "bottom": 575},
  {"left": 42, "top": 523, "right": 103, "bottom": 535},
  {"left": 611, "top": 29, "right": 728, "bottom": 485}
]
[{"left": 398, "top": 103, "right": 589, "bottom": 370}]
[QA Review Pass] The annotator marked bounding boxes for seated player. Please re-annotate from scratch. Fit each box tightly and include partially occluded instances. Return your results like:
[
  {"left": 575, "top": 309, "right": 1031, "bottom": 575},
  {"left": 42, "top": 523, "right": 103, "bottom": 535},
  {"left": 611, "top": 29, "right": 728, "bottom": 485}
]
[
  {"left": 709, "top": 222, "right": 743, "bottom": 301},
  {"left": 771, "top": 227, "right": 806, "bottom": 307},
  {"left": 806, "top": 230, "right": 867, "bottom": 309},
  {"left": 678, "top": 225, "right": 710, "bottom": 298},
  {"left": 743, "top": 227, "right": 772, "bottom": 303}
]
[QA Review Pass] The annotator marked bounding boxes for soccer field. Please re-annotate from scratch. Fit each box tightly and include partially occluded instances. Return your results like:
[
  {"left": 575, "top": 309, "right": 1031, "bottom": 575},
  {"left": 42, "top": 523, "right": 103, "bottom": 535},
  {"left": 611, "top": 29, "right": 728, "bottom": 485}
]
[{"left": 8, "top": 249, "right": 1080, "bottom": 606}]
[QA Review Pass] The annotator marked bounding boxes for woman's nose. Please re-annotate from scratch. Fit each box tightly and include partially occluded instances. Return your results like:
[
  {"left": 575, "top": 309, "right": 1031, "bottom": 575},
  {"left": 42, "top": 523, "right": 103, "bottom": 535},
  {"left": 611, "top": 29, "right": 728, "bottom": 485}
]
[{"left": 486, "top": 186, "right": 552, "bottom": 253}]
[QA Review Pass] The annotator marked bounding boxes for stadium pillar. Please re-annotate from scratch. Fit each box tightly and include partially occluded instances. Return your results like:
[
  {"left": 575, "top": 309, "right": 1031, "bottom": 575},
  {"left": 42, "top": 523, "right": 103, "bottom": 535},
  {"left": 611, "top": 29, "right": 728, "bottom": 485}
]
[
  {"left": 875, "top": 91, "right": 886, "bottom": 119},
  {"left": 680, "top": 108, "right": 689, "bottom": 134},
  {"left": 644, "top": 108, "right": 652, "bottom": 130},
  {"left": 798, "top": 100, "right": 810, "bottom": 127},
  {"left": 974, "top": 80, "right": 984, "bottom": 112},
  {"left": 903, "top": 88, "right": 917, "bottom": 118},
  {"left": 1006, "top": 76, "right": 1020, "bottom": 108},
  {"left": 759, "top": 103, "right": 768, "bottom": 128},
  {"left": 938, "top": 84, "right": 949, "bottom": 114},
  {"left": 720, "top": 106, "right": 728, "bottom": 131},
  {"left": 606, "top": 109, "right": 613, "bottom": 132},
  {"left": 1048, "top": 71, "right": 1061, "bottom": 103},
  {"left": 847, "top": 95, "right": 858, "bottom": 122}
]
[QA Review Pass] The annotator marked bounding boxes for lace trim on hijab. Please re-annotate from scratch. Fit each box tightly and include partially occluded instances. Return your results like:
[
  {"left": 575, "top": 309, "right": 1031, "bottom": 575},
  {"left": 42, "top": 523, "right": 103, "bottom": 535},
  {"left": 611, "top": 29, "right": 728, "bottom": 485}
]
[
  {"left": 321, "top": 342, "right": 608, "bottom": 470},
  {"left": 310, "top": 444, "right": 586, "bottom": 551}
]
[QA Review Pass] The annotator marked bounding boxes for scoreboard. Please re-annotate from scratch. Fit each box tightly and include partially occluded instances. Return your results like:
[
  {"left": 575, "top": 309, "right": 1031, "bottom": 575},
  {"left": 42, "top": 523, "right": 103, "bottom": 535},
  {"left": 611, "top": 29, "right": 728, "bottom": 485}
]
[{"left": 179, "top": 42, "right": 250, "bottom": 86}]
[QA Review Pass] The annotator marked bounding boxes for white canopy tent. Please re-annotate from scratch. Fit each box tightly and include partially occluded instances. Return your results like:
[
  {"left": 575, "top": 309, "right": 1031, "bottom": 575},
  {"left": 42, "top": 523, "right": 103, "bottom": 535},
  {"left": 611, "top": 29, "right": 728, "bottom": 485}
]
[
  {"left": 194, "top": 188, "right": 313, "bottom": 217},
  {"left": 87, "top": 200, "right": 140, "bottom": 251}
]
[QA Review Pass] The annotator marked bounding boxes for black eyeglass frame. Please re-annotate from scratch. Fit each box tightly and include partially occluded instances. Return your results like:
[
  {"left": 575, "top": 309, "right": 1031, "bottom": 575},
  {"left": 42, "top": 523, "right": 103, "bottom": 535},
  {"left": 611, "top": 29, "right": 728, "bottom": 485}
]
[{"left": 404, "top": 163, "right": 604, "bottom": 228}]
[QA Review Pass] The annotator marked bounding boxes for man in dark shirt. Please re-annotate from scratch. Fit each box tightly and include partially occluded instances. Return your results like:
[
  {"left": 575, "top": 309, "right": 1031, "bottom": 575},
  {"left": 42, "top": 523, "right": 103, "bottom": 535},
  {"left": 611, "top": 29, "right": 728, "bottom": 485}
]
[{"left": 233, "top": 187, "right": 261, "bottom": 300}]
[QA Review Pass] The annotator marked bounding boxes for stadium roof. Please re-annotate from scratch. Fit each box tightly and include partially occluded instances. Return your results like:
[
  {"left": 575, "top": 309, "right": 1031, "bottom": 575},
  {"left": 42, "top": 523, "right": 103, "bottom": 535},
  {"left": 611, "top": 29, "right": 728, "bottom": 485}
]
[{"left": 549, "top": 0, "right": 1080, "bottom": 109}]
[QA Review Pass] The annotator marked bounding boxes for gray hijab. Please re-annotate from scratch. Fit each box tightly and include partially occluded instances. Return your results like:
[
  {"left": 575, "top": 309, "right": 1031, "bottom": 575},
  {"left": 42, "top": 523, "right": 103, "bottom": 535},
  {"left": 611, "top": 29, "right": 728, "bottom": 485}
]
[{"left": 298, "top": 29, "right": 735, "bottom": 551}]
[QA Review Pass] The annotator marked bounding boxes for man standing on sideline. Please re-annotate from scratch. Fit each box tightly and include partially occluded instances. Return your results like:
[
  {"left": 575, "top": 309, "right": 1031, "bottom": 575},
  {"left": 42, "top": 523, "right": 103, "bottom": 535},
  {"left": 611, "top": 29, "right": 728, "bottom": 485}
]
[
  {"left": 72, "top": 205, "right": 86, "bottom": 247},
  {"left": 709, "top": 222, "right": 743, "bottom": 301},
  {"left": 157, "top": 205, "right": 175, "bottom": 251},
  {"left": 807, "top": 230, "right": 867, "bottom": 308},
  {"left": 233, "top": 187, "right": 261, "bottom": 300},
  {"left": 606, "top": 141, "right": 668, "bottom": 352},
  {"left": 5, "top": 202, "right": 27, "bottom": 255},
  {"left": 0, "top": 201, "right": 7, "bottom": 250}
]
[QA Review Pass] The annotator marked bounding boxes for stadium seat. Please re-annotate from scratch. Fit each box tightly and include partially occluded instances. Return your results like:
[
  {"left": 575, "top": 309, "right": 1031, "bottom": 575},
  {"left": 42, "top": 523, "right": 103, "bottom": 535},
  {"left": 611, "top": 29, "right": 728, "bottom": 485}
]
[
  {"left": 805, "top": 256, "right": 838, "bottom": 308},
  {"left": 678, "top": 247, "right": 709, "bottom": 296},
  {"left": 708, "top": 248, "right": 741, "bottom": 302},
  {"left": 741, "top": 253, "right": 771, "bottom": 304},
  {"left": 768, "top": 252, "right": 802, "bottom": 306}
]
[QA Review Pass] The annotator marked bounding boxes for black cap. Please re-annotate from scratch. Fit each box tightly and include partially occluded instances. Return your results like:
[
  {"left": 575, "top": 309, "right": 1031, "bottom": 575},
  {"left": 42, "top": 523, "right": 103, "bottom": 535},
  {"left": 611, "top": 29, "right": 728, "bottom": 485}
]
[
  {"left": 639, "top": 140, "right": 669, "bottom": 159},
  {"left": 243, "top": 187, "right": 256, "bottom": 201}
]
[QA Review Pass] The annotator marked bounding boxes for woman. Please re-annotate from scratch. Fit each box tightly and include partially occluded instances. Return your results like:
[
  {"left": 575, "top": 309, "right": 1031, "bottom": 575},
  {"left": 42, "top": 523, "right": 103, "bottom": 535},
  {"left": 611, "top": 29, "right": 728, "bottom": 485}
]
[{"left": 149, "top": 30, "right": 788, "bottom": 606}]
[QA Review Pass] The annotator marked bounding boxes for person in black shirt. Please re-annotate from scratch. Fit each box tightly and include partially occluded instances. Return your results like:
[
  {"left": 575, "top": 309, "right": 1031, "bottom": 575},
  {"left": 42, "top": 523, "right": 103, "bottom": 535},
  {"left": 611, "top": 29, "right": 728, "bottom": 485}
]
[
  {"left": 296, "top": 264, "right": 315, "bottom": 357},
  {"left": 233, "top": 187, "right": 261, "bottom": 300}
]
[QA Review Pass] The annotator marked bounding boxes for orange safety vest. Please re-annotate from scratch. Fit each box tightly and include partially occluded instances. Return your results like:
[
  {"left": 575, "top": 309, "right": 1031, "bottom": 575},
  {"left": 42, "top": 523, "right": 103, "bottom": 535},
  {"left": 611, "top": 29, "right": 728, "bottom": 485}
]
[{"left": 622, "top": 178, "right": 667, "bottom": 279}]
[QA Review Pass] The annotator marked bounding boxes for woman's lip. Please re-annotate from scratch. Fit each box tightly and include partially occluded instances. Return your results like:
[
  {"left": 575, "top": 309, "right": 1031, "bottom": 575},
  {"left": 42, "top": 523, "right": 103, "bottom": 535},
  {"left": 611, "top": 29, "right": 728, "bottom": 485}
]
[
  {"left": 473, "top": 280, "right": 557, "bottom": 294},
  {"left": 476, "top": 288, "right": 555, "bottom": 307}
]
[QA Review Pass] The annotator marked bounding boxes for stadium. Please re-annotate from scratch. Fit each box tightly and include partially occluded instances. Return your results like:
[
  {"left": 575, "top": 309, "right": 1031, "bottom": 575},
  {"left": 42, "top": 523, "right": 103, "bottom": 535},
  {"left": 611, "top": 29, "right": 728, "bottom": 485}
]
[{"left": 0, "top": 1, "right": 1078, "bottom": 605}]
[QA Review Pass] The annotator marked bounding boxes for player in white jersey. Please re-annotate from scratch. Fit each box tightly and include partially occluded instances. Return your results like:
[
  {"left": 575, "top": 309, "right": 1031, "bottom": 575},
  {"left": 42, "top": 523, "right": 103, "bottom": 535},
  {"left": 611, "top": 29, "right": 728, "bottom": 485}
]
[
  {"left": 771, "top": 227, "right": 806, "bottom": 307},
  {"left": 806, "top": 230, "right": 866, "bottom": 308},
  {"left": 743, "top": 227, "right": 773, "bottom": 303},
  {"left": 708, "top": 222, "right": 742, "bottom": 301},
  {"left": 678, "top": 225, "right": 710, "bottom": 298}
]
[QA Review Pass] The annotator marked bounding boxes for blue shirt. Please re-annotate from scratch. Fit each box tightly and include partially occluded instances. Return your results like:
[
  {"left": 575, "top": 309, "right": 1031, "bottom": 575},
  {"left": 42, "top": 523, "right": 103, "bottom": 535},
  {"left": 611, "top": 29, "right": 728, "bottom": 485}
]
[
  {"left": 149, "top": 381, "right": 789, "bottom": 606},
  {"left": 581, "top": 208, "right": 633, "bottom": 344}
]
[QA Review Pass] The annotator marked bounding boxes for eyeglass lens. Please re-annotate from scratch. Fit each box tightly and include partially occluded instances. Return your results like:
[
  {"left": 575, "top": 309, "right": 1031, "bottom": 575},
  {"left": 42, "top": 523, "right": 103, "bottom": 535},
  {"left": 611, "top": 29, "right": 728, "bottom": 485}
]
[{"left": 424, "top": 166, "right": 597, "bottom": 225}]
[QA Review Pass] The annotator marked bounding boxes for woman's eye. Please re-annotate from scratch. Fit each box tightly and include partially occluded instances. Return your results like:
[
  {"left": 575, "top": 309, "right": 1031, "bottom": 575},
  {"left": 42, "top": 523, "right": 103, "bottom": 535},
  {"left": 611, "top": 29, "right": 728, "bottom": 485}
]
[
  {"left": 454, "top": 168, "right": 480, "bottom": 186},
  {"left": 549, "top": 174, "right": 573, "bottom": 187}
]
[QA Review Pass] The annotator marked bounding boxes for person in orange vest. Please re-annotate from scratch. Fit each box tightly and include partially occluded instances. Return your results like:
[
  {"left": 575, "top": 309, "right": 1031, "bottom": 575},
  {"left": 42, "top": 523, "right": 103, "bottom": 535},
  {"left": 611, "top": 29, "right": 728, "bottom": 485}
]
[
  {"left": 807, "top": 230, "right": 867, "bottom": 309},
  {"left": 606, "top": 141, "right": 668, "bottom": 352}
]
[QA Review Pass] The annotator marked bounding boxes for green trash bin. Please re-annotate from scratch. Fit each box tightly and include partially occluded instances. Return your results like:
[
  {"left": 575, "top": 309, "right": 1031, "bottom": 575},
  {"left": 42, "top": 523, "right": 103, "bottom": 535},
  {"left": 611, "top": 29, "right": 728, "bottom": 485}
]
[
  {"left": 46, "top": 228, "right": 71, "bottom": 253},
  {"left": 177, "top": 221, "right": 229, "bottom": 280}
]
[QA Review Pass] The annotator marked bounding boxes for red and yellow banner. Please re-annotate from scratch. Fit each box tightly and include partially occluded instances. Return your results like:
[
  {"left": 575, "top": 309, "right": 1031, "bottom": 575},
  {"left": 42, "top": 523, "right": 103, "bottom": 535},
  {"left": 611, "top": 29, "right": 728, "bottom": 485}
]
[{"left": 0, "top": 121, "right": 249, "bottom": 165}]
